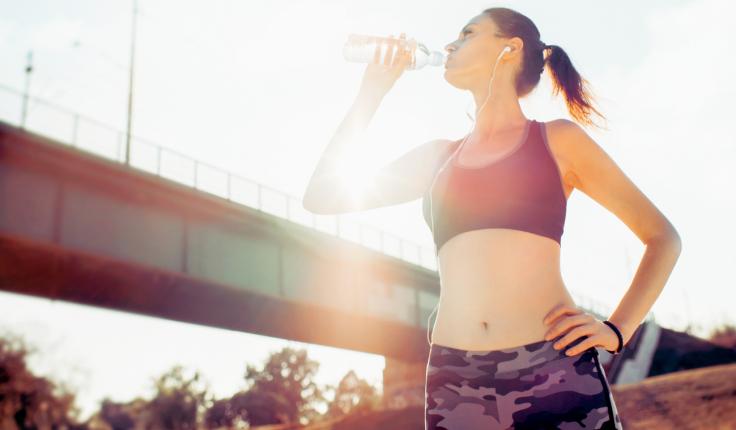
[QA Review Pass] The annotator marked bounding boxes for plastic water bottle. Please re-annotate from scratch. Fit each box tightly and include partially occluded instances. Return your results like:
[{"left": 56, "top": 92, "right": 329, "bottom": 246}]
[{"left": 343, "top": 34, "right": 445, "bottom": 70}]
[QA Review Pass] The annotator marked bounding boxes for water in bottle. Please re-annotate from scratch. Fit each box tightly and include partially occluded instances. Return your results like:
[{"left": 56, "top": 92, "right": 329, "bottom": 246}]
[{"left": 343, "top": 34, "right": 445, "bottom": 70}]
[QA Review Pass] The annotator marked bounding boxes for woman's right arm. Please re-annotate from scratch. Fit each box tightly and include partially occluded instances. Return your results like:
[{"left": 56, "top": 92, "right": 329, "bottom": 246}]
[{"left": 302, "top": 34, "right": 454, "bottom": 214}]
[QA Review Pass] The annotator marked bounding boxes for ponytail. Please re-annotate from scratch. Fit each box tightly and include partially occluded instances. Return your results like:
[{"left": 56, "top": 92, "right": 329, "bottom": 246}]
[{"left": 544, "top": 44, "right": 606, "bottom": 129}]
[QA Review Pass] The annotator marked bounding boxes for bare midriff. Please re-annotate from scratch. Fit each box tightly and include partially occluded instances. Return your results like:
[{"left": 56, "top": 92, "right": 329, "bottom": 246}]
[{"left": 430, "top": 228, "right": 577, "bottom": 351}]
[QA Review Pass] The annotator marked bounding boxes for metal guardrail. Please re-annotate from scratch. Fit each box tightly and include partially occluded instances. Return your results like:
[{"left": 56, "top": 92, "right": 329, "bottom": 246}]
[
  {"left": 1, "top": 83, "right": 654, "bottom": 321},
  {"left": 0, "top": 83, "right": 439, "bottom": 271}
]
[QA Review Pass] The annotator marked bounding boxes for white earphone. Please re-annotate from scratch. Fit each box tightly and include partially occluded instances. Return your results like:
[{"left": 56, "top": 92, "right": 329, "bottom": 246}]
[{"left": 425, "top": 45, "right": 513, "bottom": 346}]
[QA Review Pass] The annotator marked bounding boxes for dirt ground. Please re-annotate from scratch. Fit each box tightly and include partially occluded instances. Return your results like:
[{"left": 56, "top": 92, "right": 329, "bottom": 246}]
[
  {"left": 612, "top": 362, "right": 736, "bottom": 429},
  {"left": 315, "top": 362, "right": 736, "bottom": 430}
]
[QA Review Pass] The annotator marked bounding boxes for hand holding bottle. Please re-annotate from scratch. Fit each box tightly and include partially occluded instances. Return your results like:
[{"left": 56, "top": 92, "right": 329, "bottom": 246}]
[{"left": 358, "top": 33, "right": 416, "bottom": 97}]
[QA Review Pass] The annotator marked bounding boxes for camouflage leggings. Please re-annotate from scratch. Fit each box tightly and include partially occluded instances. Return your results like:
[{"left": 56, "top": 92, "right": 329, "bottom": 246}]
[{"left": 424, "top": 335, "right": 623, "bottom": 429}]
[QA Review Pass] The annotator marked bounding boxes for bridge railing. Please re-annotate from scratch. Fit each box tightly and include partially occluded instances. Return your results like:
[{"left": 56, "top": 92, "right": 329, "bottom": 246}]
[
  {"left": 1, "top": 83, "right": 657, "bottom": 322},
  {"left": 0, "top": 83, "right": 439, "bottom": 271}
]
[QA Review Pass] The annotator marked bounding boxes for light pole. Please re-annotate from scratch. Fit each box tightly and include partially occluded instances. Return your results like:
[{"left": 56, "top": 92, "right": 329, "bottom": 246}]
[
  {"left": 125, "top": 0, "right": 139, "bottom": 165},
  {"left": 21, "top": 51, "right": 33, "bottom": 129}
]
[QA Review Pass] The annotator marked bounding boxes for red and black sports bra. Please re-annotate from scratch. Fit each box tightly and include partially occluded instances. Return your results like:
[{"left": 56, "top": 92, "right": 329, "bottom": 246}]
[{"left": 422, "top": 119, "right": 567, "bottom": 253}]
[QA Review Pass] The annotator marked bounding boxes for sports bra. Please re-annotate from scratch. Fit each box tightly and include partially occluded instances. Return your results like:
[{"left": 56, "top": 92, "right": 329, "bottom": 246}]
[{"left": 422, "top": 119, "right": 567, "bottom": 253}]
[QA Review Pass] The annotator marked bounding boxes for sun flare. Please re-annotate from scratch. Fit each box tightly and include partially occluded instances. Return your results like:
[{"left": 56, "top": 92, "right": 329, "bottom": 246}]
[{"left": 330, "top": 149, "right": 383, "bottom": 207}]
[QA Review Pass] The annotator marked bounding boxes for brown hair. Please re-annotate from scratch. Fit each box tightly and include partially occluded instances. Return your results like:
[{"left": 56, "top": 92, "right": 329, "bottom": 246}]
[{"left": 483, "top": 7, "right": 606, "bottom": 129}]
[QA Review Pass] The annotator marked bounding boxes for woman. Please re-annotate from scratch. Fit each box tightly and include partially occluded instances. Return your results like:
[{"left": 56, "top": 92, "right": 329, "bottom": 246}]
[{"left": 304, "top": 6, "right": 681, "bottom": 429}]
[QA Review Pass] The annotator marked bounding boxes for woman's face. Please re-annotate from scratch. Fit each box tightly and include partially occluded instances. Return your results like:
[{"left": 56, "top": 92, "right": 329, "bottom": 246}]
[{"left": 443, "top": 14, "right": 522, "bottom": 89}]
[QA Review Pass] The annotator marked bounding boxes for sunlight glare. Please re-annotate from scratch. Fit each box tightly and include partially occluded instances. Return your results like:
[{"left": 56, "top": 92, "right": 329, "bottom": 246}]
[{"left": 334, "top": 151, "right": 378, "bottom": 206}]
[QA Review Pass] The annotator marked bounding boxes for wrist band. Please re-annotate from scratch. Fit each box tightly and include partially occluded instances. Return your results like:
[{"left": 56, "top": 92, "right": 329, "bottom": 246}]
[{"left": 603, "top": 320, "right": 624, "bottom": 354}]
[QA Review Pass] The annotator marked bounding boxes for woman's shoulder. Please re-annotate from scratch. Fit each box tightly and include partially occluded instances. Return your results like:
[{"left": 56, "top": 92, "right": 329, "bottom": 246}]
[
  {"left": 539, "top": 118, "right": 581, "bottom": 141},
  {"left": 538, "top": 118, "right": 581, "bottom": 154}
]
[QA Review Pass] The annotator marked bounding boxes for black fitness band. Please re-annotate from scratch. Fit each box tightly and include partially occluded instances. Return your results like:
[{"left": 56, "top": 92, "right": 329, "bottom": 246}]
[{"left": 603, "top": 320, "right": 624, "bottom": 354}]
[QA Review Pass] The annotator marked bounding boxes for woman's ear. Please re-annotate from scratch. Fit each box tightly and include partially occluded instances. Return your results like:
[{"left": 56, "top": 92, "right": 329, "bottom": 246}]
[{"left": 508, "top": 37, "right": 524, "bottom": 57}]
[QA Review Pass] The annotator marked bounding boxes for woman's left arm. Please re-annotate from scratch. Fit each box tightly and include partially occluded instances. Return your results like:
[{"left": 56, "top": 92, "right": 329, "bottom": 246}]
[{"left": 544, "top": 119, "right": 682, "bottom": 352}]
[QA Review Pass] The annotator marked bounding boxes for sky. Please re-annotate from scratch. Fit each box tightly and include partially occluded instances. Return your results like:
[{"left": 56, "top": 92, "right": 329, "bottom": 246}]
[{"left": 1, "top": 0, "right": 735, "bottom": 422}]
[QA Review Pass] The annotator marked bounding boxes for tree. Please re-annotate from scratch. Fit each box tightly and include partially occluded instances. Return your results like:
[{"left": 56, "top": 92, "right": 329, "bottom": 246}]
[
  {"left": 202, "top": 397, "right": 236, "bottom": 429},
  {"left": 708, "top": 322, "right": 736, "bottom": 349},
  {"left": 229, "top": 389, "right": 291, "bottom": 426},
  {"left": 97, "top": 397, "right": 146, "bottom": 430},
  {"left": 0, "top": 331, "right": 86, "bottom": 429},
  {"left": 220, "top": 346, "right": 327, "bottom": 427},
  {"left": 325, "top": 370, "right": 380, "bottom": 418},
  {"left": 142, "top": 365, "right": 209, "bottom": 430}
]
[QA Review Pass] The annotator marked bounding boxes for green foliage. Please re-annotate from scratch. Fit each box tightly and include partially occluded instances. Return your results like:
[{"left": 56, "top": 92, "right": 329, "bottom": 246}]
[
  {"left": 325, "top": 370, "right": 381, "bottom": 418},
  {"left": 0, "top": 331, "right": 84, "bottom": 429},
  {"left": 0, "top": 330, "right": 382, "bottom": 429},
  {"left": 240, "top": 346, "right": 327, "bottom": 426},
  {"left": 708, "top": 322, "right": 736, "bottom": 349},
  {"left": 144, "top": 365, "right": 210, "bottom": 430}
]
